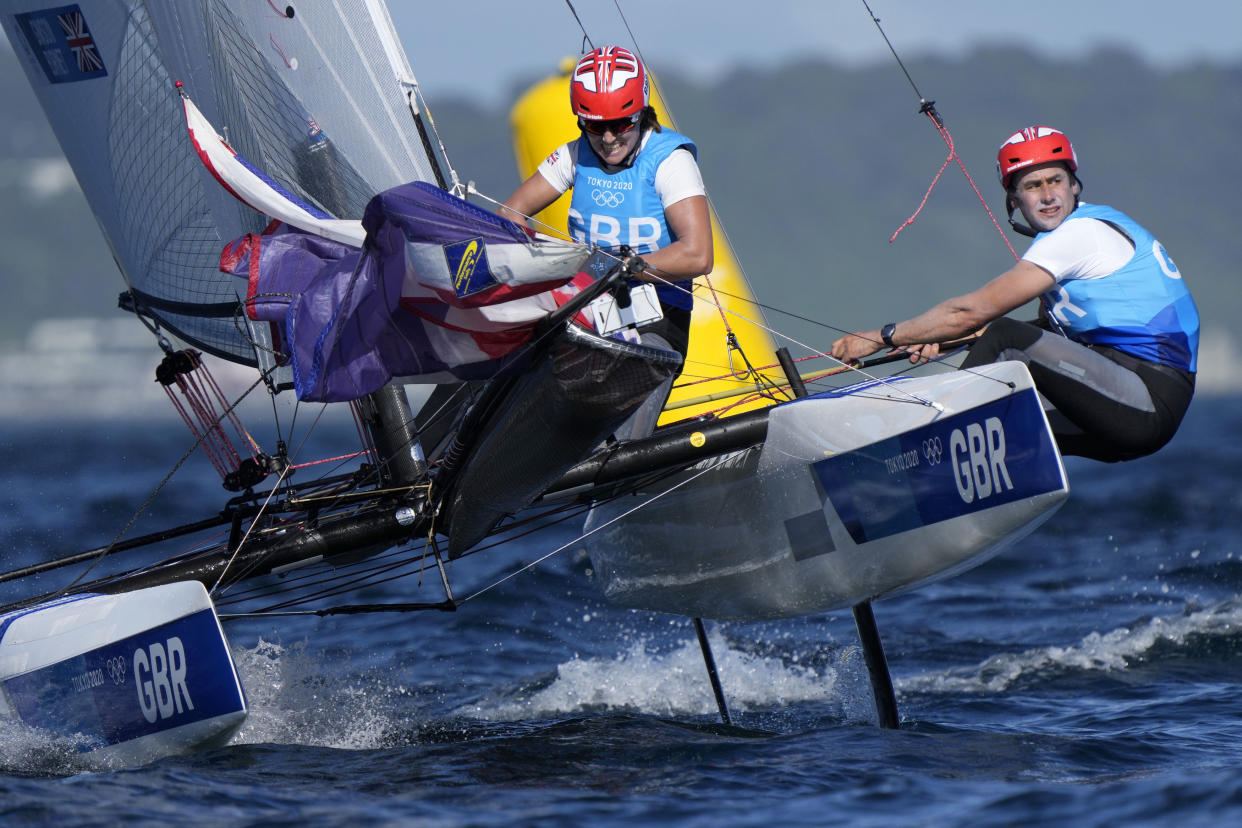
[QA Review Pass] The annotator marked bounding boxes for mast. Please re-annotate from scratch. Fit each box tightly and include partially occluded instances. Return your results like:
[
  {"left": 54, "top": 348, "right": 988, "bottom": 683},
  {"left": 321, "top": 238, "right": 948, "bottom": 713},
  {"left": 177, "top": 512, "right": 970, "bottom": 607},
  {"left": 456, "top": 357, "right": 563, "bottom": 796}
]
[{"left": 361, "top": 384, "right": 427, "bottom": 487}]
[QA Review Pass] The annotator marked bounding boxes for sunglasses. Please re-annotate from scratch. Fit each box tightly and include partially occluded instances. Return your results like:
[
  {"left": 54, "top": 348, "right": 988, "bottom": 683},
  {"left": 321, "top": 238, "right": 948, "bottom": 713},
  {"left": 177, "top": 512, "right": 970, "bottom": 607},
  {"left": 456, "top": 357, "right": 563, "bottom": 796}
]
[{"left": 578, "top": 115, "right": 641, "bottom": 136}]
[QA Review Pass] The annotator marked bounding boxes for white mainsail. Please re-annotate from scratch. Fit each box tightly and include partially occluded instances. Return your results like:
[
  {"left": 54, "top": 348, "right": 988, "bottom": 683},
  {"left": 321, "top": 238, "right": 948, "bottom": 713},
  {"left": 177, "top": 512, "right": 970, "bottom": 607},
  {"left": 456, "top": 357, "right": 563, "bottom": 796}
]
[{"left": 0, "top": 0, "right": 438, "bottom": 367}]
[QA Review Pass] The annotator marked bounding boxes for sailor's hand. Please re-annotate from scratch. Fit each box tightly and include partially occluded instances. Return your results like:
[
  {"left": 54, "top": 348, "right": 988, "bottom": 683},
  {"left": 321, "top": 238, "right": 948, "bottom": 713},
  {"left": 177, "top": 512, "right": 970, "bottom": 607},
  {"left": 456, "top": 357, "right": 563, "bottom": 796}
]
[
  {"left": 831, "top": 331, "right": 884, "bottom": 365},
  {"left": 902, "top": 342, "right": 940, "bottom": 364}
]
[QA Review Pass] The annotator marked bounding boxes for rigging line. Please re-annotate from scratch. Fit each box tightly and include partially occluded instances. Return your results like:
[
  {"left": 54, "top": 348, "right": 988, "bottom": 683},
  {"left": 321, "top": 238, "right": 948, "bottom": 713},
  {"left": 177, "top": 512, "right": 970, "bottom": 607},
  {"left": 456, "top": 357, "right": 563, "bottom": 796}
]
[
  {"left": 208, "top": 405, "right": 345, "bottom": 594},
  {"left": 126, "top": 299, "right": 175, "bottom": 355},
  {"left": 858, "top": 6, "right": 1072, "bottom": 359},
  {"left": 209, "top": 476, "right": 428, "bottom": 598},
  {"left": 255, "top": 486, "right": 616, "bottom": 612},
  {"left": 671, "top": 282, "right": 992, "bottom": 392},
  {"left": 414, "top": 382, "right": 473, "bottom": 443},
  {"left": 612, "top": 0, "right": 645, "bottom": 68},
  {"left": 229, "top": 296, "right": 289, "bottom": 363},
  {"left": 270, "top": 400, "right": 350, "bottom": 504},
  {"left": 284, "top": 393, "right": 302, "bottom": 455},
  {"left": 466, "top": 183, "right": 579, "bottom": 245},
  {"left": 286, "top": 481, "right": 430, "bottom": 508},
  {"left": 54, "top": 366, "right": 277, "bottom": 595},
  {"left": 220, "top": 490, "right": 591, "bottom": 613},
  {"left": 827, "top": 331, "right": 1021, "bottom": 397},
  {"left": 696, "top": 275, "right": 750, "bottom": 370},
  {"left": 859, "top": 0, "right": 925, "bottom": 101},
  {"left": 562, "top": 1, "right": 594, "bottom": 51},
  {"left": 234, "top": 542, "right": 436, "bottom": 612},
  {"left": 215, "top": 532, "right": 435, "bottom": 600},
  {"left": 283, "top": 401, "right": 333, "bottom": 472},
  {"left": 265, "top": 359, "right": 286, "bottom": 452},
  {"left": 892, "top": 108, "right": 1020, "bottom": 260},
  {"left": 209, "top": 461, "right": 294, "bottom": 596},
  {"left": 470, "top": 163, "right": 987, "bottom": 402},
  {"left": 449, "top": 497, "right": 597, "bottom": 562},
  {"left": 606, "top": 0, "right": 760, "bottom": 372},
  {"left": 225, "top": 394, "right": 427, "bottom": 553},
  {"left": 859, "top": 0, "right": 1018, "bottom": 260},
  {"left": 475, "top": 184, "right": 1001, "bottom": 399},
  {"left": 287, "top": 450, "right": 370, "bottom": 470},
  {"left": 223, "top": 445, "right": 702, "bottom": 615},
  {"left": 254, "top": 391, "right": 372, "bottom": 523},
  {"left": 647, "top": 271, "right": 959, "bottom": 407},
  {"left": 447, "top": 191, "right": 961, "bottom": 406},
  {"left": 459, "top": 453, "right": 737, "bottom": 605}
]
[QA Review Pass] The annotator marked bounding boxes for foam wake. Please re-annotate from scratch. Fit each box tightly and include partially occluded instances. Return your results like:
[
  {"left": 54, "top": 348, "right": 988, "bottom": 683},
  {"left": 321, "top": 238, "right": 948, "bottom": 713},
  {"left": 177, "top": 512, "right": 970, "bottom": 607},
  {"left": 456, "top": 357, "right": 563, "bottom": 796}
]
[
  {"left": 229, "top": 638, "right": 414, "bottom": 749},
  {"left": 459, "top": 633, "right": 874, "bottom": 723}
]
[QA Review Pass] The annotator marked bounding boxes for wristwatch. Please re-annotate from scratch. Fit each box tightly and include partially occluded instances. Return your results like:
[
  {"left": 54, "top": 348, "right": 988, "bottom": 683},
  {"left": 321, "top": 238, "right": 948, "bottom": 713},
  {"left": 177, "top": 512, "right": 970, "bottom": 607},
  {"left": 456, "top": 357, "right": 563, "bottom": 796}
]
[{"left": 880, "top": 323, "right": 897, "bottom": 348}]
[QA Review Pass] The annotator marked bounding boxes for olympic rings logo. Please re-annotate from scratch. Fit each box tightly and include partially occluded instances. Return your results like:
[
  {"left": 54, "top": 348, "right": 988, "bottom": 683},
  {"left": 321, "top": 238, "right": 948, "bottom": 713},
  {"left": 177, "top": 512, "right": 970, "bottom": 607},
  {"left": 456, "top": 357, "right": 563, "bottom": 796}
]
[
  {"left": 922, "top": 436, "right": 943, "bottom": 466},
  {"left": 592, "top": 189, "right": 625, "bottom": 208},
  {"left": 106, "top": 654, "right": 129, "bottom": 685}
]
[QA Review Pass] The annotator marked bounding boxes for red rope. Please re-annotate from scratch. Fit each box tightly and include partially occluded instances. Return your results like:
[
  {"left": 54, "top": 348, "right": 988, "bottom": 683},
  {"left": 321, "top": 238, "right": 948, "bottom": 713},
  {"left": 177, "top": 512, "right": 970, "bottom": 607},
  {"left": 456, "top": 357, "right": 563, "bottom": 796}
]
[
  {"left": 697, "top": 273, "right": 734, "bottom": 333},
  {"left": 160, "top": 350, "right": 264, "bottom": 483},
  {"left": 290, "top": 451, "right": 371, "bottom": 470},
  {"left": 890, "top": 108, "right": 1020, "bottom": 262}
]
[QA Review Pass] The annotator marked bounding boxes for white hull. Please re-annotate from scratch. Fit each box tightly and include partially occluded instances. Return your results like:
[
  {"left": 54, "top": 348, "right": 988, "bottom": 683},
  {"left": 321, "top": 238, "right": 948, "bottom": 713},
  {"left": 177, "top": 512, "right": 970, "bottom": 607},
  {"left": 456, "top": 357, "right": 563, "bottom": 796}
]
[
  {"left": 0, "top": 581, "right": 246, "bottom": 764},
  {"left": 584, "top": 362, "right": 1070, "bottom": 620}
]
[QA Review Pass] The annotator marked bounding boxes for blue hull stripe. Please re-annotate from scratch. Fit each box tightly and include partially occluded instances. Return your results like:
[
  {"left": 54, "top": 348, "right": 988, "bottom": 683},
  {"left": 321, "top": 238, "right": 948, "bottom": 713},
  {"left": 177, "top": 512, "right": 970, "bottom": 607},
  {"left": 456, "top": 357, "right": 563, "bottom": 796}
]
[
  {"left": 815, "top": 388, "right": 1064, "bottom": 544},
  {"left": 3, "top": 608, "right": 245, "bottom": 749}
]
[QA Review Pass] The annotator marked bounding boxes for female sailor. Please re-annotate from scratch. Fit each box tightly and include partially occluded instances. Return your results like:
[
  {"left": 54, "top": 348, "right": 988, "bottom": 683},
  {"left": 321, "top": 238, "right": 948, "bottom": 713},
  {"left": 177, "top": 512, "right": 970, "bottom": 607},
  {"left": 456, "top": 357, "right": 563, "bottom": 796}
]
[{"left": 500, "top": 45, "right": 713, "bottom": 359}]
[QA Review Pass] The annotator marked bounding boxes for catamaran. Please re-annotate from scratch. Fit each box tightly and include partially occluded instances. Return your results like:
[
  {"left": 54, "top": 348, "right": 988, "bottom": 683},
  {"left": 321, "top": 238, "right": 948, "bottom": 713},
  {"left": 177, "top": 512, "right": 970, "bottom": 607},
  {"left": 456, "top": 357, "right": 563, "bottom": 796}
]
[{"left": 0, "top": 0, "right": 1068, "bottom": 764}]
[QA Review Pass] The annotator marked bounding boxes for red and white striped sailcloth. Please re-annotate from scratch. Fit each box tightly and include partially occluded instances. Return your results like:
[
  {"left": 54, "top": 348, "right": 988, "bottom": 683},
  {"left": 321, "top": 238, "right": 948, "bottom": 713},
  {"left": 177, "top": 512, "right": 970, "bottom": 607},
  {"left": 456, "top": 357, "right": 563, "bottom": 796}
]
[{"left": 185, "top": 93, "right": 594, "bottom": 401}]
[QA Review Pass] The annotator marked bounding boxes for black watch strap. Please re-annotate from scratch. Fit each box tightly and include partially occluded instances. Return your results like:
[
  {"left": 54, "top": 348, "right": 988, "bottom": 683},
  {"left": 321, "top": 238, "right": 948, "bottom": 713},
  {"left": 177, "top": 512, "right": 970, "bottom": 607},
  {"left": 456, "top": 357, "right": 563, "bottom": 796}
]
[{"left": 880, "top": 323, "right": 897, "bottom": 348}]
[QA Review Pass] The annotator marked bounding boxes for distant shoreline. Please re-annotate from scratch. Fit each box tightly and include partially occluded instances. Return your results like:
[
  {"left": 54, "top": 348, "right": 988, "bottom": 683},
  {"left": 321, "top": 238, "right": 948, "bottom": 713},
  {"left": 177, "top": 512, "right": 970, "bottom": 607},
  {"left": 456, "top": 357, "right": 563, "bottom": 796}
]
[{"left": 1, "top": 317, "right": 1237, "bottom": 423}]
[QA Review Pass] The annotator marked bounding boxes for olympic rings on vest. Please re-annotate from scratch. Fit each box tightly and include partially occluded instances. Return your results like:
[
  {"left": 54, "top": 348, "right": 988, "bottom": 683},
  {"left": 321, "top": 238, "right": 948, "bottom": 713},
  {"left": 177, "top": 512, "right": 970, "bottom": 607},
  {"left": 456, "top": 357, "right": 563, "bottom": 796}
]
[{"left": 592, "top": 189, "right": 625, "bottom": 208}]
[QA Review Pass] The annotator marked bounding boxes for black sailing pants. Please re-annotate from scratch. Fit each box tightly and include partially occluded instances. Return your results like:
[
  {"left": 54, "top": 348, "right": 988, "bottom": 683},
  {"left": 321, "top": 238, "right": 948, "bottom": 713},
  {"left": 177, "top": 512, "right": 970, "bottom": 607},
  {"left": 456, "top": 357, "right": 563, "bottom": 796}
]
[{"left": 960, "top": 317, "right": 1195, "bottom": 463}]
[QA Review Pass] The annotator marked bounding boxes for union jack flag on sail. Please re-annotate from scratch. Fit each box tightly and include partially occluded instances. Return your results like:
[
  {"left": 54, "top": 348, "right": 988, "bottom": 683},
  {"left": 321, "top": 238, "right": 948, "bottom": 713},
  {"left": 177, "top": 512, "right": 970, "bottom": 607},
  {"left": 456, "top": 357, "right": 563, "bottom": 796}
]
[
  {"left": 14, "top": 4, "right": 108, "bottom": 84},
  {"left": 58, "top": 9, "right": 103, "bottom": 73}
]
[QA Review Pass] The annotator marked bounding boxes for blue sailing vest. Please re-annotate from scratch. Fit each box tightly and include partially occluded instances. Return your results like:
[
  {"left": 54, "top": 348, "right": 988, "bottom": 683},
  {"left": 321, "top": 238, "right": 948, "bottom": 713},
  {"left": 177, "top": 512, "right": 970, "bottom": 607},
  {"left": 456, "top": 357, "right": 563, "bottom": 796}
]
[
  {"left": 1037, "top": 203, "right": 1199, "bottom": 372},
  {"left": 568, "top": 129, "right": 698, "bottom": 310}
]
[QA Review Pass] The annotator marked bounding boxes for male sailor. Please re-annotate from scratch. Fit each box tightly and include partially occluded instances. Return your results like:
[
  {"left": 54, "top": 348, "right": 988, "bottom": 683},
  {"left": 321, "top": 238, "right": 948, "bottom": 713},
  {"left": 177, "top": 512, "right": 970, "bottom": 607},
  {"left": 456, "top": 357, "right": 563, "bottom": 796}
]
[{"left": 832, "top": 126, "right": 1198, "bottom": 462}]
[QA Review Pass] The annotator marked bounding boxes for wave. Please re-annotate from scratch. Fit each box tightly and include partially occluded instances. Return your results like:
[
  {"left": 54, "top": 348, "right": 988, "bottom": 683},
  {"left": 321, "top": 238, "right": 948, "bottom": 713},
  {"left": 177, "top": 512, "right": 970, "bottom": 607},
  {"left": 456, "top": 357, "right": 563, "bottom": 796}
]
[{"left": 901, "top": 598, "right": 1242, "bottom": 695}]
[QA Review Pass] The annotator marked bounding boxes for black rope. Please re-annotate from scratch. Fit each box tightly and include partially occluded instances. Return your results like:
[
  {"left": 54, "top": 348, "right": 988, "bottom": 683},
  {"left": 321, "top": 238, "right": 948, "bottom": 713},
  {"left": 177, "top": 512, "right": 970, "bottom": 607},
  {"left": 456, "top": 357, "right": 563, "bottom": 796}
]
[
  {"left": 563, "top": 0, "right": 594, "bottom": 52},
  {"left": 859, "top": 0, "right": 927, "bottom": 103},
  {"left": 220, "top": 600, "right": 455, "bottom": 620}
]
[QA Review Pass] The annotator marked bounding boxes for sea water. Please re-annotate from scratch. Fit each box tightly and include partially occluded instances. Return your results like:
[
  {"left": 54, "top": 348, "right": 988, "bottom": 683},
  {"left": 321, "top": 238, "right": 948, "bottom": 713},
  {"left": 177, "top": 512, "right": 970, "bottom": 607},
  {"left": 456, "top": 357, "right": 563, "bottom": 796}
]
[{"left": 1, "top": 394, "right": 1241, "bottom": 826}]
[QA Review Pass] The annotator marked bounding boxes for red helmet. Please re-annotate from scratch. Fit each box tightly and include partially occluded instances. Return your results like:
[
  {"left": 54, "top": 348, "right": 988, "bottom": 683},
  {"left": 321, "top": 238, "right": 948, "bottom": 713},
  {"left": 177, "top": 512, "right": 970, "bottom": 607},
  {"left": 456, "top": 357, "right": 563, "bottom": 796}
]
[
  {"left": 569, "top": 46, "right": 649, "bottom": 121},
  {"left": 996, "top": 126, "right": 1078, "bottom": 189}
]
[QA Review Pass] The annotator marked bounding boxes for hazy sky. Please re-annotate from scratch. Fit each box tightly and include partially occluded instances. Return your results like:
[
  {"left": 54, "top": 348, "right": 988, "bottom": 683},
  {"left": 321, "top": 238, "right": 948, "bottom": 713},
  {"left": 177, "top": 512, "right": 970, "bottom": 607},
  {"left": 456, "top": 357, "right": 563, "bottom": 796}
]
[
  {"left": 392, "top": 0, "right": 1242, "bottom": 104},
  {"left": 3, "top": 1, "right": 1236, "bottom": 104}
]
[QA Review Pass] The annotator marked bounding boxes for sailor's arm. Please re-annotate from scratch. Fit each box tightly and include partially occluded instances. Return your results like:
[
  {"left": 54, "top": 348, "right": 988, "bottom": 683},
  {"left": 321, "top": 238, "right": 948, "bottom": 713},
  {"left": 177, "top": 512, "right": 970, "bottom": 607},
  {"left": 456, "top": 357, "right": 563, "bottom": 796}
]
[
  {"left": 499, "top": 173, "right": 562, "bottom": 226},
  {"left": 831, "top": 260, "right": 1055, "bottom": 364},
  {"left": 632, "top": 194, "right": 714, "bottom": 283}
]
